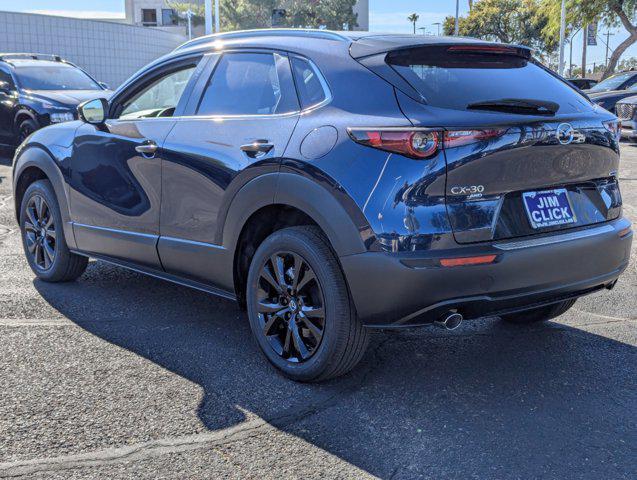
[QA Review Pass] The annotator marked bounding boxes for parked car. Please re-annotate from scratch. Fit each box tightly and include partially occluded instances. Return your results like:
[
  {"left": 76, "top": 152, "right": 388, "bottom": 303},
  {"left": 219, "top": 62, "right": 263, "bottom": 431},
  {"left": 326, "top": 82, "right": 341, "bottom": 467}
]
[
  {"left": 567, "top": 78, "right": 598, "bottom": 90},
  {"left": 0, "top": 53, "right": 110, "bottom": 146},
  {"left": 615, "top": 95, "right": 637, "bottom": 141},
  {"left": 585, "top": 70, "right": 637, "bottom": 93},
  {"left": 588, "top": 87, "right": 637, "bottom": 114},
  {"left": 12, "top": 30, "right": 632, "bottom": 381}
]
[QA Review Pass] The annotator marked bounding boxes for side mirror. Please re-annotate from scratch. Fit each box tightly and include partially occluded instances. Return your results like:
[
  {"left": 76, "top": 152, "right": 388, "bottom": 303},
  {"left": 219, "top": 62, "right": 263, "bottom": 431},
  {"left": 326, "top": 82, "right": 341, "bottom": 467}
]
[
  {"left": 78, "top": 98, "right": 108, "bottom": 125},
  {"left": 99, "top": 82, "right": 109, "bottom": 90}
]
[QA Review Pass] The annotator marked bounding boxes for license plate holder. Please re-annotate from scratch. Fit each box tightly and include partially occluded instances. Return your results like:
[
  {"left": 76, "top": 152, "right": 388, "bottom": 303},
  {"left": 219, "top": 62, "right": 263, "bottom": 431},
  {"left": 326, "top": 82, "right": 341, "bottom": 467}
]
[{"left": 522, "top": 188, "right": 577, "bottom": 229}]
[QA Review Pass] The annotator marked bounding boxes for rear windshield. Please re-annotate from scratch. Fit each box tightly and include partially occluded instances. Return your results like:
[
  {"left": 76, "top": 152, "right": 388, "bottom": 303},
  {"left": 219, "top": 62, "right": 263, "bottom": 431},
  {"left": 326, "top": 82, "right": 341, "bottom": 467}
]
[{"left": 386, "top": 46, "right": 591, "bottom": 113}]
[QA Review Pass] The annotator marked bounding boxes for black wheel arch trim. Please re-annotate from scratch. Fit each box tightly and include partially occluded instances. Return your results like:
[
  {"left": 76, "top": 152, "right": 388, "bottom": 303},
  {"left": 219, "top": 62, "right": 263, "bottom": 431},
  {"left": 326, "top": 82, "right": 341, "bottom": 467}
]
[
  {"left": 13, "top": 108, "right": 39, "bottom": 132},
  {"left": 12, "top": 145, "right": 76, "bottom": 250},
  {"left": 221, "top": 172, "right": 369, "bottom": 259}
]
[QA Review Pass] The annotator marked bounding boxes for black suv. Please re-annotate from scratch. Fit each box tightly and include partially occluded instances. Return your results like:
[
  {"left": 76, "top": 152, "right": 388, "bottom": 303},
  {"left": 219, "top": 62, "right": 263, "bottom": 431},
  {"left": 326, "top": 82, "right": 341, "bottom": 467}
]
[
  {"left": 0, "top": 53, "right": 110, "bottom": 146},
  {"left": 12, "top": 31, "right": 633, "bottom": 381}
]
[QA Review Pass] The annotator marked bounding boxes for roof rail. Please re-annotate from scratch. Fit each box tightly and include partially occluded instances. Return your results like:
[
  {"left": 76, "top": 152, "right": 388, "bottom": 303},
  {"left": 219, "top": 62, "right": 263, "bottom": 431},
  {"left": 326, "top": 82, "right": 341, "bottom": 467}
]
[
  {"left": 174, "top": 28, "right": 349, "bottom": 51},
  {"left": 0, "top": 53, "right": 64, "bottom": 62}
]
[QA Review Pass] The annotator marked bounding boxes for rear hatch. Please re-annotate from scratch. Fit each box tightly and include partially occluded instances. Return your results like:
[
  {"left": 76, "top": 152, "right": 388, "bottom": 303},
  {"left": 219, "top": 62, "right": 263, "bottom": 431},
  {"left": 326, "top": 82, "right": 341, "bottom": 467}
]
[{"left": 358, "top": 42, "right": 623, "bottom": 244}]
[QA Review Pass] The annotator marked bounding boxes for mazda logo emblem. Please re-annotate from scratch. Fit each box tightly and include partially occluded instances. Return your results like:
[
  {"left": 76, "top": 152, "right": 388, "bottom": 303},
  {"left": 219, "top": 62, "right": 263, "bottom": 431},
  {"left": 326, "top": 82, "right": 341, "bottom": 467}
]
[{"left": 556, "top": 123, "right": 575, "bottom": 145}]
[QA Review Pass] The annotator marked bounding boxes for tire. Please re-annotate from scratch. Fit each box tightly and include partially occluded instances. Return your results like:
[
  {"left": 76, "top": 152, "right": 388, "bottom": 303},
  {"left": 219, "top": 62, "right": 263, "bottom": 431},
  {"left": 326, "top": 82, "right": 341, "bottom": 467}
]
[
  {"left": 246, "top": 226, "right": 369, "bottom": 382},
  {"left": 499, "top": 299, "right": 577, "bottom": 324},
  {"left": 17, "top": 118, "right": 38, "bottom": 145},
  {"left": 19, "top": 180, "right": 88, "bottom": 282}
]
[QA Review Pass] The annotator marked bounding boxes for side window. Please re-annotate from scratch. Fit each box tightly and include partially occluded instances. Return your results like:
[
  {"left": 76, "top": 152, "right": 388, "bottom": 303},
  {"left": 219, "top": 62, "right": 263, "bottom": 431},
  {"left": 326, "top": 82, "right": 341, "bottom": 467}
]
[
  {"left": 290, "top": 57, "right": 328, "bottom": 109},
  {"left": 197, "top": 52, "right": 299, "bottom": 116},
  {"left": 0, "top": 69, "right": 15, "bottom": 92},
  {"left": 118, "top": 66, "right": 196, "bottom": 119}
]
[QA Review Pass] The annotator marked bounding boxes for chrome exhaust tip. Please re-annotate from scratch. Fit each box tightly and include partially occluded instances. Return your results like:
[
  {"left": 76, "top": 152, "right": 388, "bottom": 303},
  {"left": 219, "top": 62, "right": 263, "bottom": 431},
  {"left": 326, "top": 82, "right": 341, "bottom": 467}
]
[{"left": 434, "top": 312, "right": 463, "bottom": 331}]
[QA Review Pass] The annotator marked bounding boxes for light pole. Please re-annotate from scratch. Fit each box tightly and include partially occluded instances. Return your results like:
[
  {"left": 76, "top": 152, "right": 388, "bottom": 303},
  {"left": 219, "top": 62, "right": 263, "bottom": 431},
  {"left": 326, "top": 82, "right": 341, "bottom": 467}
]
[
  {"left": 418, "top": 27, "right": 428, "bottom": 35},
  {"left": 205, "top": 0, "right": 213, "bottom": 35},
  {"left": 186, "top": 9, "right": 193, "bottom": 40},
  {"left": 568, "top": 27, "right": 581, "bottom": 78},
  {"left": 558, "top": 0, "right": 566, "bottom": 76},
  {"left": 215, "top": 0, "right": 220, "bottom": 33},
  {"left": 454, "top": 0, "right": 460, "bottom": 35},
  {"left": 604, "top": 31, "right": 614, "bottom": 67},
  {"left": 433, "top": 22, "right": 441, "bottom": 36}
]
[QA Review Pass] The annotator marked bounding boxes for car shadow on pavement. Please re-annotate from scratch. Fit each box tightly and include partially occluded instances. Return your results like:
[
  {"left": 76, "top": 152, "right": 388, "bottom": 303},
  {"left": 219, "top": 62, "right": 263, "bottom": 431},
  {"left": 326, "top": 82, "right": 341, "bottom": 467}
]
[
  {"left": 0, "top": 149, "right": 14, "bottom": 167},
  {"left": 33, "top": 260, "right": 636, "bottom": 479}
]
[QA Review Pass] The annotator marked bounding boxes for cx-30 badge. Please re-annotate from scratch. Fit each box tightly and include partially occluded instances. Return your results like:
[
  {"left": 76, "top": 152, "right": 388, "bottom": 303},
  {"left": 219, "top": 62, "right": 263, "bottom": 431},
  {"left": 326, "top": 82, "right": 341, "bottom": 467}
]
[{"left": 556, "top": 123, "right": 575, "bottom": 145}]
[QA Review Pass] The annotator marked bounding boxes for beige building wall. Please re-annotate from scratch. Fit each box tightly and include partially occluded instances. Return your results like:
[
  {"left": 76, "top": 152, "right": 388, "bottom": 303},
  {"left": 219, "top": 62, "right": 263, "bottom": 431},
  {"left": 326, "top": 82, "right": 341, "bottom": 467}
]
[{"left": 0, "top": 11, "right": 187, "bottom": 88}]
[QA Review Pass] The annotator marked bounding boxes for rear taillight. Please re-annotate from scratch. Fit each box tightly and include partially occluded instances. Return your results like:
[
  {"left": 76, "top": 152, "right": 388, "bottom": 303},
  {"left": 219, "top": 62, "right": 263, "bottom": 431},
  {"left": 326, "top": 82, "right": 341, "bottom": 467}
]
[
  {"left": 603, "top": 120, "right": 621, "bottom": 141},
  {"left": 348, "top": 129, "right": 440, "bottom": 159},
  {"left": 443, "top": 129, "right": 507, "bottom": 148},
  {"left": 348, "top": 128, "right": 508, "bottom": 158}
]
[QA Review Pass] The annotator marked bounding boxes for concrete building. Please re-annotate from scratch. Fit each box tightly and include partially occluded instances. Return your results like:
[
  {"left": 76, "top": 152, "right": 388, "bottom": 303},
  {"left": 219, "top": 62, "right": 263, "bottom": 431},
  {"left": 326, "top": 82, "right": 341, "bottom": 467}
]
[
  {"left": 124, "top": 0, "right": 370, "bottom": 32},
  {"left": 0, "top": 11, "right": 187, "bottom": 88}
]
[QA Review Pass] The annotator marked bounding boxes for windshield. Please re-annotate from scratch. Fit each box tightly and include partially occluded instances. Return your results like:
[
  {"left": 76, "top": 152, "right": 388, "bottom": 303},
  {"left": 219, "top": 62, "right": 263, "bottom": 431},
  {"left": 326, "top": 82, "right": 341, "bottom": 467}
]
[
  {"left": 15, "top": 65, "right": 101, "bottom": 91},
  {"left": 386, "top": 46, "right": 590, "bottom": 114},
  {"left": 588, "top": 73, "right": 633, "bottom": 92}
]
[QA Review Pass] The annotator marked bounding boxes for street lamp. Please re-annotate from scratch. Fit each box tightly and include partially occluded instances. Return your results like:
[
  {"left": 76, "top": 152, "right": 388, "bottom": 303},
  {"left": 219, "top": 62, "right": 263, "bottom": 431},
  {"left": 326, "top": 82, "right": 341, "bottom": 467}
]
[
  {"left": 433, "top": 22, "right": 441, "bottom": 36},
  {"left": 418, "top": 27, "right": 428, "bottom": 35}
]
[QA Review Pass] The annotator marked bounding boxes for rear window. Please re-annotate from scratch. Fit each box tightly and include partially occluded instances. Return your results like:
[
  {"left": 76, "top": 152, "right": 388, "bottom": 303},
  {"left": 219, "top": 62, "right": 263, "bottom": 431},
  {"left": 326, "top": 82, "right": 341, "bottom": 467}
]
[{"left": 386, "top": 46, "right": 591, "bottom": 113}]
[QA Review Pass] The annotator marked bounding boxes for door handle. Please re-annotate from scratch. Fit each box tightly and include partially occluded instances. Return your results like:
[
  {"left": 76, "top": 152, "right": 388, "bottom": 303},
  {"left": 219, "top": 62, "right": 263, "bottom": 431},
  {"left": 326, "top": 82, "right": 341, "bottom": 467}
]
[
  {"left": 240, "top": 140, "right": 274, "bottom": 158},
  {"left": 135, "top": 141, "right": 158, "bottom": 157}
]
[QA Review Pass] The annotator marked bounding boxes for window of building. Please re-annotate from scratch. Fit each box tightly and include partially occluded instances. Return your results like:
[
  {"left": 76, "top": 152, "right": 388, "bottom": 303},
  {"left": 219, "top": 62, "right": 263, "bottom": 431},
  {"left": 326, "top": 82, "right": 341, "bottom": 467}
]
[
  {"left": 141, "top": 9, "right": 158, "bottom": 27},
  {"left": 162, "top": 9, "right": 177, "bottom": 26}
]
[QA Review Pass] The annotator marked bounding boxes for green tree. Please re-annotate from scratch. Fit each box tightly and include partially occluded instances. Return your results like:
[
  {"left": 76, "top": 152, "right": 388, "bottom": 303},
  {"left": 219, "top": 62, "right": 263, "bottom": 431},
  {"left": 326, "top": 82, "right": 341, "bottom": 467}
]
[
  {"left": 542, "top": 0, "right": 637, "bottom": 79},
  {"left": 408, "top": 13, "right": 419, "bottom": 34},
  {"left": 618, "top": 56, "right": 637, "bottom": 70},
  {"left": 169, "top": 0, "right": 359, "bottom": 31},
  {"left": 443, "top": 0, "right": 556, "bottom": 55}
]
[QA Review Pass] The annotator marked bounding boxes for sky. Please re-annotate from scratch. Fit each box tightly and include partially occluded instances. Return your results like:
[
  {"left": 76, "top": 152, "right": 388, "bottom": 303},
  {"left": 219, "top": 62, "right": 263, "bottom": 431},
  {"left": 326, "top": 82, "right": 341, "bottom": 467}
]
[{"left": 0, "top": 0, "right": 635, "bottom": 71}]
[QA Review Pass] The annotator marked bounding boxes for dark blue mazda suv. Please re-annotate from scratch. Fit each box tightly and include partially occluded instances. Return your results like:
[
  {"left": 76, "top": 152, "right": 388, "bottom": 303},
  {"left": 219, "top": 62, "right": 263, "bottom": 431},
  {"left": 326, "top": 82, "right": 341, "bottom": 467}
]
[{"left": 12, "top": 30, "right": 633, "bottom": 381}]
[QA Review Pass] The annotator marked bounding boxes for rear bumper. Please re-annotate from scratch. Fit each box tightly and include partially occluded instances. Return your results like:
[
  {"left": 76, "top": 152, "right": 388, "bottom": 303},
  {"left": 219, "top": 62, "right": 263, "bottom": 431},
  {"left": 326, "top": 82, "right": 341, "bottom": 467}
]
[{"left": 341, "top": 218, "right": 633, "bottom": 327}]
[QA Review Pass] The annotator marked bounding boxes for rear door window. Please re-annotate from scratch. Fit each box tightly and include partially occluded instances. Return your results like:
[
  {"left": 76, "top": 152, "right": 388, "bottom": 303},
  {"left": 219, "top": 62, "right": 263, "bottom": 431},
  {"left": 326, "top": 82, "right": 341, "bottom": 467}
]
[
  {"left": 386, "top": 46, "right": 591, "bottom": 113},
  {"left": 197, "top": 52, "right": 298, "bottom": 116},
  {"left": 290, "top": 57, "right": 329, "bottom": 109}
]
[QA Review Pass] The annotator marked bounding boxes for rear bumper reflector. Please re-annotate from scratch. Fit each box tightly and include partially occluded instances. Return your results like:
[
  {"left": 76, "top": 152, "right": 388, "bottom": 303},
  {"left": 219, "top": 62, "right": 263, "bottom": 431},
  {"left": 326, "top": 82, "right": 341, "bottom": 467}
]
[
  {"left": 439, "top": 254, "right": 497, "bottom": 267},
  {"left": 618, "top": 226, "right": 632, "bottom": 238}
]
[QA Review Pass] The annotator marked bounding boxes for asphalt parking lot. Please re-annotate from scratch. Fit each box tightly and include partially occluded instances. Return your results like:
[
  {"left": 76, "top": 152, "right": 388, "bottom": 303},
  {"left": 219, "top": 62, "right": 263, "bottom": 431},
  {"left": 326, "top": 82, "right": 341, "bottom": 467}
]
[{"left": 0, "top": 145, "right": 635, "bottom": 480}]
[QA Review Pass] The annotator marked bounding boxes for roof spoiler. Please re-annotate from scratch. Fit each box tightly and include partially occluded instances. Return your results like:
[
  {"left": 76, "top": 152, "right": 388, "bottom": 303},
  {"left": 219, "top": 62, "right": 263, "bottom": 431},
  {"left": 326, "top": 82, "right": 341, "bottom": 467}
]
[{"left": 350, "top": 37, "right": 533, "bottom": 59}]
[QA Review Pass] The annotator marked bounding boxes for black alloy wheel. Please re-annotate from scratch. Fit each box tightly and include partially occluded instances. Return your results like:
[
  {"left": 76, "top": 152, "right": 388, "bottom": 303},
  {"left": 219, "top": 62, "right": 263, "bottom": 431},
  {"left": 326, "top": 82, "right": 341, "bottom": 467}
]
[
  {"left": 18, "top": 120, "right": 36, "bottom": 144},
  {"left": 246, "top": 226, "right": 369, "bottom": 382},
  {"left": 256, "top": 251, "right": 325, "bottom": 362},
  {"left": 19, "top": 180, "right": 88, "bottom": 282},
  {"left": 23, "top": 194, "right": 56, "bottom": 270}
]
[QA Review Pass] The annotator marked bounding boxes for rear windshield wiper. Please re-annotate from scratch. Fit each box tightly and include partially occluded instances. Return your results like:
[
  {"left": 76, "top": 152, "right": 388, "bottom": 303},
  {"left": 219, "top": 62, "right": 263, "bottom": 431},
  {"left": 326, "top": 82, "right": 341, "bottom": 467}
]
[{"left": 467, "top": 98, "right": 559, "bottom": 116}]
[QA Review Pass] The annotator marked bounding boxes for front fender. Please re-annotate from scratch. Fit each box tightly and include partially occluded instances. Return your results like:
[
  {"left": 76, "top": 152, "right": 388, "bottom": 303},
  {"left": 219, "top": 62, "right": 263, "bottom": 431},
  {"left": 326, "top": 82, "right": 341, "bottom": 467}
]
[{"left": 12, "top": 145, "right": 76, "bottom": 249}]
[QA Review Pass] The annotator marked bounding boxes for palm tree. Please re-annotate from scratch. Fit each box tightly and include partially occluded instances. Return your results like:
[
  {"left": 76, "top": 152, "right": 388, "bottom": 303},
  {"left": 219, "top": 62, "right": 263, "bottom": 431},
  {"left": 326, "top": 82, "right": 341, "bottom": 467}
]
[{"left": 407, "top": 13, "right": 419, "bottom": 34}]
